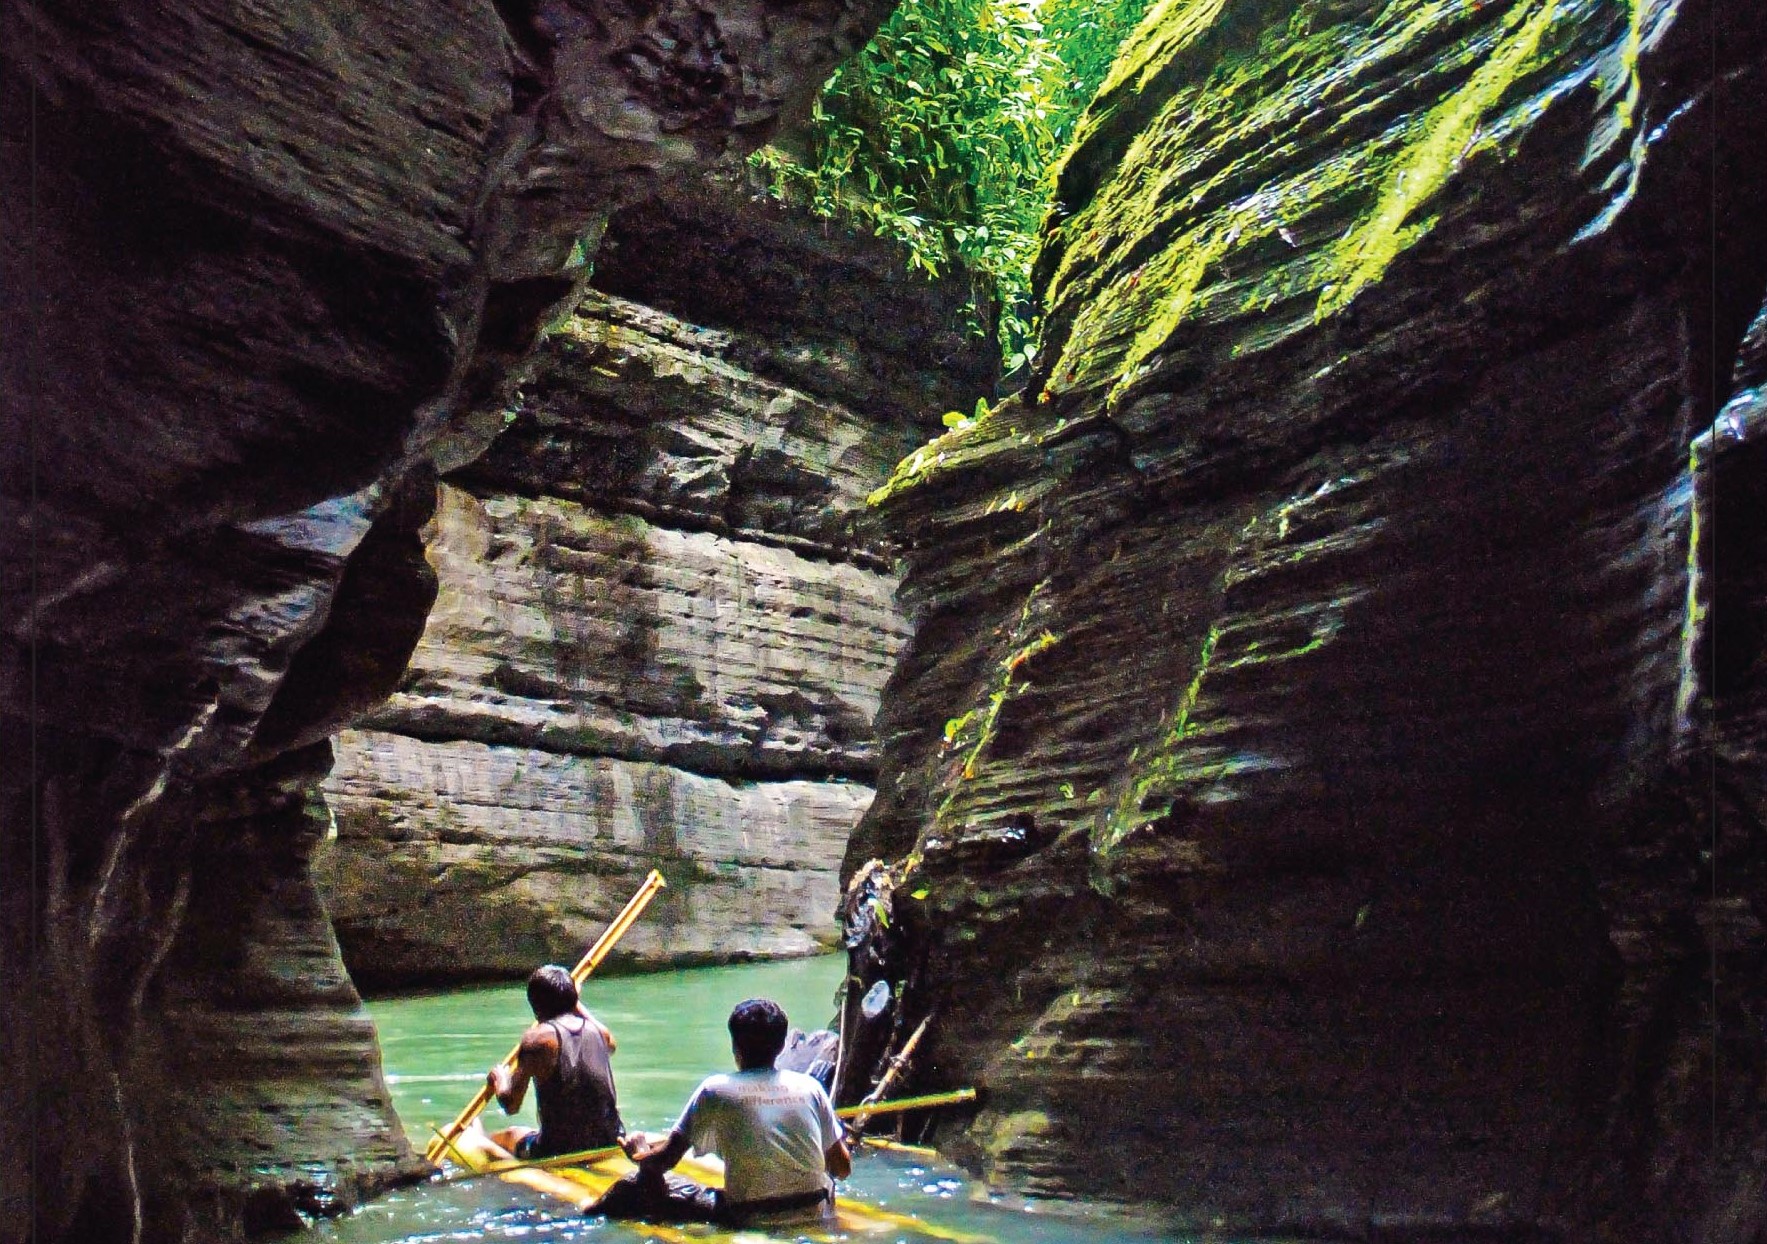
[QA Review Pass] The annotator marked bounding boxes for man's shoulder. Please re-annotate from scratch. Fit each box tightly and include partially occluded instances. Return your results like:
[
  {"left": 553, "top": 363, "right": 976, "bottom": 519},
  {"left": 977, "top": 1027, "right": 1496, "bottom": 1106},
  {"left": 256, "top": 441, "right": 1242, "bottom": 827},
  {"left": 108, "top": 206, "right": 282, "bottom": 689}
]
[
  {"left": 519, "top": 1022, "right": 560, "bottom": 1054},
  {"left": 690, "top": 1072, "right": 740, "bottom": 1099},
  {"left": 772, "top": 1068, "right": 827, "bottom": 1096}
]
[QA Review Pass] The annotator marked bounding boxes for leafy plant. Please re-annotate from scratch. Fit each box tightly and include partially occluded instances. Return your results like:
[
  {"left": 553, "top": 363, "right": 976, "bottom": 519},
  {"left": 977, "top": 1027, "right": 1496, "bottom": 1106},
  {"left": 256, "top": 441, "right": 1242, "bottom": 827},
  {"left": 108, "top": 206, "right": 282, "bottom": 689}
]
[{"left": 751, "top": 0, "right": 1151, "bottom": 372}]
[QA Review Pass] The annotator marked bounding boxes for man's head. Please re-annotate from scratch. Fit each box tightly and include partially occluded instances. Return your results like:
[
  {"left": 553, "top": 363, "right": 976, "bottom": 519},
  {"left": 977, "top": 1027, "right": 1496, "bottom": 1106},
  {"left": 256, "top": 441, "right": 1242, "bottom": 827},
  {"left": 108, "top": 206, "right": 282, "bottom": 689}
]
[
  {"left": 527, "top": 964, "right": 579, "bottom": 1021},
  {"left": 728, "top": 998, "right": 789, "bottom": 1071}
]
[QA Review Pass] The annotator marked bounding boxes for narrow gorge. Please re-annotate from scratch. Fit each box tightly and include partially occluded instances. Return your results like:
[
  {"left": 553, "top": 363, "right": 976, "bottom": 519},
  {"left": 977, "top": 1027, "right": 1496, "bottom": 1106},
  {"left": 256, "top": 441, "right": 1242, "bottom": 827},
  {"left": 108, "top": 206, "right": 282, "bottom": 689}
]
[
  {"left": 3, "top": 2, "right": 1762, "bottom": 1244},
  {"left": 316, "top": 174, "right": 991, "bottom": 986}
]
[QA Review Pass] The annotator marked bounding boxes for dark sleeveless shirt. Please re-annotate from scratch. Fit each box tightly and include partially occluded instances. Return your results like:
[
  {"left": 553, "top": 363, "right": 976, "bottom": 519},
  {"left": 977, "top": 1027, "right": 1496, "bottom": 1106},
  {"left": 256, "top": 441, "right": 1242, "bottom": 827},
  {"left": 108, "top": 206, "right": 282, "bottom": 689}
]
[{"left": 534, "top": 1015, "right": 622, "bottom": 1156}]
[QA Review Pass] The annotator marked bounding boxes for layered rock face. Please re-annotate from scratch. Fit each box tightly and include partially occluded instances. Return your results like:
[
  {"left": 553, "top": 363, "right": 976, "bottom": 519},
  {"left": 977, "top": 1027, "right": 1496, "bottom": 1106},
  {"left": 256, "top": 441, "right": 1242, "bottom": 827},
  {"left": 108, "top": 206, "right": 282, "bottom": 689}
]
[
  {"left": 0, "top": 2, "right": 894, "bottom": 1240},
  {"left": 317, "top": 179, "right": 988, "bottom": 987},
  {"left": 854, "top": 2, "right": 1766, "bottom": 1240}
]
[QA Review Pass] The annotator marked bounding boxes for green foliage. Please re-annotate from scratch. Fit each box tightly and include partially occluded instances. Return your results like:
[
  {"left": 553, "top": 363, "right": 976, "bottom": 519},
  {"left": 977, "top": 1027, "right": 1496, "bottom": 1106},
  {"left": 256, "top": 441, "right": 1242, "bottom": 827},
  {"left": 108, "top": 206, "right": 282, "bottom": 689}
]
[
  {"left": 938, "top": 582, "right": 1061, "bottom": 814},
  {"left": 751, "top": 0, "right": 1152, "bottom": 370},
  {"left": 942, "top": 397, "right": 992, "bottom": 429},
  {"left": 1099, "top": 622, "right": 1218, "bottom": 852}
]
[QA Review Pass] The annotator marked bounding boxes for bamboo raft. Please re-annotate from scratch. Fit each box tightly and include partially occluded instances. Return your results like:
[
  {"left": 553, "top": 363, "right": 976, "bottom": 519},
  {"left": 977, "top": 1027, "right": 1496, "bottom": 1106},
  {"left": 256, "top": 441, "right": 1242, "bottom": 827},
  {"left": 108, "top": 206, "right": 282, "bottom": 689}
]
[
  {"left": 421, "top": 871, "right": 983, "bottom": 1241},
  {"left": 438, "top": 1095, "right": 988, "bottom": 1244}
]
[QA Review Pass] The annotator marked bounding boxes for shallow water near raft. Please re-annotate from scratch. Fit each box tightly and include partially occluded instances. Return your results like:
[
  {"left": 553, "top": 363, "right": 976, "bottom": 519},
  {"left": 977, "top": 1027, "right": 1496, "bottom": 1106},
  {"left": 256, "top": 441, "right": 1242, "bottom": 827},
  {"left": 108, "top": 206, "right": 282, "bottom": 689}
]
[{"left": 307, "top": 956, "right": 1176, "bottom": 1244}]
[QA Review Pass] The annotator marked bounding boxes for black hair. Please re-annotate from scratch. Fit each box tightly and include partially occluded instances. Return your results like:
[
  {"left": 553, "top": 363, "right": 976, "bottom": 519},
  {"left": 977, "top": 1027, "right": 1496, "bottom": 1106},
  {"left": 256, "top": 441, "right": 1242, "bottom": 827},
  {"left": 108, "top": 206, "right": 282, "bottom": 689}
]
[
  {"left": 728, "top": 998, "right": 789, "bottom": 1070},
  {"left": 527, "top": 964, "right": 579, "bottom": 1020}
]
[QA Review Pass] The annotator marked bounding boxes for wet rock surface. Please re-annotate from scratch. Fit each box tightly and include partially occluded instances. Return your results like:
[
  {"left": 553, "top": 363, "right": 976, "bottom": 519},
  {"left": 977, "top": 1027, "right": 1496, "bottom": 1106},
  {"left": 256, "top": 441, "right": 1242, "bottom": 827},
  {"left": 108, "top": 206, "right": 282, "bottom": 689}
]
[
  {"left": 315, "top": 184, "right": 990, "bottom": 982},
  {"left": 854, "top": 3, "right": 1766, "bottom": 1240},
  {"left": 0, "top": 1, "right": 893, "bottom": 1238}
]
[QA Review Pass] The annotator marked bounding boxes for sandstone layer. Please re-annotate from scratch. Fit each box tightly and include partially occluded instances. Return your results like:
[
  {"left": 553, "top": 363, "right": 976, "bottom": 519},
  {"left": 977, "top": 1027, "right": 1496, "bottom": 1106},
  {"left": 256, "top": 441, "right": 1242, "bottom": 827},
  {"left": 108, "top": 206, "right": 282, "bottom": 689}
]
[
  {"left": 316, "top": 185, "right": 992, "bottom": 982},
  {"left": 0, "top": 2, "right": 893, "bottom": 1239},
  {"left": 852, "top": 3, "right": 1766, "bottom": 1241}
]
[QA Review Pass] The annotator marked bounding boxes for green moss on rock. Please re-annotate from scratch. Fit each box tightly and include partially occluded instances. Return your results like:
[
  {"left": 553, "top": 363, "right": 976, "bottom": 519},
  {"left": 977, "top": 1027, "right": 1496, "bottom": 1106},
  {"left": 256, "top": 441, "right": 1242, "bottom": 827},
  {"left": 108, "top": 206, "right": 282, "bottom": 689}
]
[
  {"left": 1035, "top": 0, "right": 1614, "bottom": 409},
  {"left": 1316, "top": 0, "right": 1567, "bottom": 318},
  {"left": 1099, "top": 622, "right": 1219, "bottom": 850},
  {"left": 938, "top": 583, "right": 1062, "bottom": 816}
]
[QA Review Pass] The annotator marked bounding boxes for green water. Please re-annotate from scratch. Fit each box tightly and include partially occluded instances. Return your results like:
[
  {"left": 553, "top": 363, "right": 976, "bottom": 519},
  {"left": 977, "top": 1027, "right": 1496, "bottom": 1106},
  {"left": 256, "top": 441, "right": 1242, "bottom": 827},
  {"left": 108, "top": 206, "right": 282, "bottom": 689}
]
[
  {"left": 309, "top": 956, "right": 1167, "bottom": 1244},
  {"left": 374, "top": 957, "right": 848, "bottom": 1136}
]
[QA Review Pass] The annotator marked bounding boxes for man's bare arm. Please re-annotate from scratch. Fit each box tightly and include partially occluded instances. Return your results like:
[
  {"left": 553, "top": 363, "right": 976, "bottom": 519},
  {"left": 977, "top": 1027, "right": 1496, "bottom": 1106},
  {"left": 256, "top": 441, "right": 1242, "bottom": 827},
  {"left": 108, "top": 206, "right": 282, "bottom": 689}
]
[
  {"left": 488, "top": 1026, "right": 558, "bottom": 1113},
  {"left": 486, "top": 1061, "right": 528, "bottom": 1114},
  {"left": 825, "top": 1137, "right": 852, "bottom": 1180},
  {"left": 622, "top": 1129, "right": 691, "bottom": 1175}
]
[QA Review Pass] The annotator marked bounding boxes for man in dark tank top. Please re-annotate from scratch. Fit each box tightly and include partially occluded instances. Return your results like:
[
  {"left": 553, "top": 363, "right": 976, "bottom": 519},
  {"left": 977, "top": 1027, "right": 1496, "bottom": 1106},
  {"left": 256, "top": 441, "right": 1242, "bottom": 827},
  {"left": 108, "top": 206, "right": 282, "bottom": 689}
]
[{"left": 486, "top": 964, "right": 624, "bottom": 1159}]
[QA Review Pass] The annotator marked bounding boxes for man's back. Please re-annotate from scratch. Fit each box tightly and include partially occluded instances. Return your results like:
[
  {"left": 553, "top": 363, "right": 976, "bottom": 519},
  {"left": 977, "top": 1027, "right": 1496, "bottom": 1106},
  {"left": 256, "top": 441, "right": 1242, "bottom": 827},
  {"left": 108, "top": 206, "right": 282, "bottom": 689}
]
[
  {"left": 487, "top": 965, "right": 623, "bottom": 1162},
  {"left": 605, "top": 998, "right": 851, "bottom": 1225},
  {"left": 531, "top": 1014, "right": 621, "bottom": 1156},
  {"left": 677, "top": 1067, "right": 841, "bottom": 1206}
]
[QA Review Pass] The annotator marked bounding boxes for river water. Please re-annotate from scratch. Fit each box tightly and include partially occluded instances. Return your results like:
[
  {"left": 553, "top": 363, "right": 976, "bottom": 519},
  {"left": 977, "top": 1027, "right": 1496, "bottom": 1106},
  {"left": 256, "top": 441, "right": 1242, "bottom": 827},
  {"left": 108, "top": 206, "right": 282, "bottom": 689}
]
[{"left": 307, "top": 956, "right": 1168, "bottom": 1244}]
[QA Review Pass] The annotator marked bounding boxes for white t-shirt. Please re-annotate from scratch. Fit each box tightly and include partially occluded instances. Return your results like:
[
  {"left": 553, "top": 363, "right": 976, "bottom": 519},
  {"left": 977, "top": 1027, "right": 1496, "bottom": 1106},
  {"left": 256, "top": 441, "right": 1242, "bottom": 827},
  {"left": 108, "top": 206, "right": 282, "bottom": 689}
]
[{"left": 675, "top": 1068, "right": 842, "bottom": 1206}]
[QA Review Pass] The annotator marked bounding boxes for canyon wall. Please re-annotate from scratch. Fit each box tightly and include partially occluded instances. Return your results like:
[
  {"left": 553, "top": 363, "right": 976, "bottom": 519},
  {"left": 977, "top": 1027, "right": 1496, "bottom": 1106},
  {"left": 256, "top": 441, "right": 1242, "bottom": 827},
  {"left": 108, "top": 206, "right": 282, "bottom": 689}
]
[
  {"left": 0, "top": 2, "right": 895, "bottom": 1239},
  {"left": 853, "top": 2, "right": 1766, "bottom": 1241},
  {"left": 316, "top": 179, "right": 991, "bottom": 988}
]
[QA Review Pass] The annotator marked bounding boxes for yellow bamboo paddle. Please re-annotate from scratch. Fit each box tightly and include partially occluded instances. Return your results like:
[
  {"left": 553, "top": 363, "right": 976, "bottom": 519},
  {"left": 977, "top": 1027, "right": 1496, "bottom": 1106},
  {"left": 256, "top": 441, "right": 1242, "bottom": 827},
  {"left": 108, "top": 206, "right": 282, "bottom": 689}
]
[{"left": 424, "top": 869, "right": 668, "bottom": 1163}]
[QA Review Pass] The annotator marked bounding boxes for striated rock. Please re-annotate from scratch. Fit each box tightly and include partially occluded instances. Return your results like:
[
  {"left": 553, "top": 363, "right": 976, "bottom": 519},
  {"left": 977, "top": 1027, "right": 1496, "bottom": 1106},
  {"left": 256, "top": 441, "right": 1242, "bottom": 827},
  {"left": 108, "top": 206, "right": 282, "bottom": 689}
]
[
  {"left": 320, "top": 730, "right": 871, "bottom": 986},
  {"left": 585, "top": 168, "right": 993, "bottom": 428},
  {"left": 317, "top": 177, "right": 991, "bottom": 984},
  {"left": 853, "top": 2, "right": 1765, "bottom": 1241},
  {"left": 150, "top": 744, "right": 423, "bottom": 1235},
  {"left": 359, "top": 479, "right": 906, "bottom": 780},
  {"left": 0, "top": 2, "right": 894, "bottom": 1239},
  {"left": 315, "top": 474, "right": 904, "bottom": 983}
]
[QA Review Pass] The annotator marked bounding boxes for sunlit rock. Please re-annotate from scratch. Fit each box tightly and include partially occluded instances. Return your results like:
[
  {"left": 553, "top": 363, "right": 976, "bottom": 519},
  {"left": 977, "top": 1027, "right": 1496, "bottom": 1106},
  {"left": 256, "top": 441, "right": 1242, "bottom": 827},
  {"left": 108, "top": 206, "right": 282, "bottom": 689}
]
[{"left": 313, "top": 174, "right": 991, "bottom": 986}]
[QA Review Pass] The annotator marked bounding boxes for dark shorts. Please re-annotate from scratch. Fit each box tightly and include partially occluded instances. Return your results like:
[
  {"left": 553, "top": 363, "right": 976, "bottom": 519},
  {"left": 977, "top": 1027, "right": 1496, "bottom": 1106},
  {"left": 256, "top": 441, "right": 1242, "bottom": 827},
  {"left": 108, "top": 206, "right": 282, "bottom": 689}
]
[
  {"left": 515, "top": 1130, "right": 622, "bottom": 1162},
  {"left": 591, "top": 1174, "right": 831, "bottom": 1226},
  {"left": 591, "top": 1171, "right": 721, "bottom": 1223}
]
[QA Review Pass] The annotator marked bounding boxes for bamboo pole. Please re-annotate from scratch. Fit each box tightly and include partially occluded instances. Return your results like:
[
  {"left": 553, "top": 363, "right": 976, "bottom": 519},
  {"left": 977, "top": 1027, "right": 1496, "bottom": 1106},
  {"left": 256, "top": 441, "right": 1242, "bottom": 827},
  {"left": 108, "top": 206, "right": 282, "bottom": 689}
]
[
  {"left": 440, "top": 1142, "right": 625, "bottom": 1183},
  {"left": 423, "top": 869, "right": 668, "bottom": 1163},
  {"left": 836, "top": 1086, "right": 974, "bottom": 1119},
  {"left": 428, "top": 1124, "right": 478, "bottom": 1173},
  {"left": 844, "top": 1016, "right": 932, "bottom": 1139},
  {"left": 861, "top": 1136, "right": 940, "bottom": 1158}
]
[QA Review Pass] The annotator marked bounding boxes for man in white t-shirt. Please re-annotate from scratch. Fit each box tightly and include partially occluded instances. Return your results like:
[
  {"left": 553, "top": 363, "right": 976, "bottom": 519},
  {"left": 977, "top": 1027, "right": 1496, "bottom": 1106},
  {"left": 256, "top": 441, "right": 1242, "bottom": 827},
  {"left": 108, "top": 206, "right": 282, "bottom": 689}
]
[{"left": 603, "top": 998, "right": 851, "bottom": 1225}]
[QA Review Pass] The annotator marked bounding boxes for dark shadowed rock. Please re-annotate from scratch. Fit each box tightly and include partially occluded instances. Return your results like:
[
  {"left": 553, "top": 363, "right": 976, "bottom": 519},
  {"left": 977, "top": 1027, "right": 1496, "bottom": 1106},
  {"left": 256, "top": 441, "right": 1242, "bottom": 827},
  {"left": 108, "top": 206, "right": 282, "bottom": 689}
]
[
  {"left": 587, "top": 168, "right": 995, "bottom": 426},
  {"left": 852, "top": 2, "right": 1765, "bottom": 1240},
  {"left": 0, "top": 1, "right": 893, "bottom": 1239}
]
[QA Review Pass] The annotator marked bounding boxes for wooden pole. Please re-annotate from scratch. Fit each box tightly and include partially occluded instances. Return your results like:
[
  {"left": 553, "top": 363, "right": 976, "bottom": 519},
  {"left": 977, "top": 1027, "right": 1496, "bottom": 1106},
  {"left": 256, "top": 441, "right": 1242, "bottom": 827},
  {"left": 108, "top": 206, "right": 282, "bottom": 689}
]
[
  {"left": 845, "top": 1015, "right": 932, "bottom": 1138},
  {"left": 836, "top": 1087, "right": 974, "bottom": 1120},
  {"left": 440, "top": 1143, "right": 626, "bottom": 1183},
  {"left": 428, "top": 1124, "right": 478, "bottom": 1173},
  {"left": 861, "top": 1136, "right": 940, "bottom": 1158},
  {"left": 423, "top": 869, "right": 668, "bottom": 1163}
]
